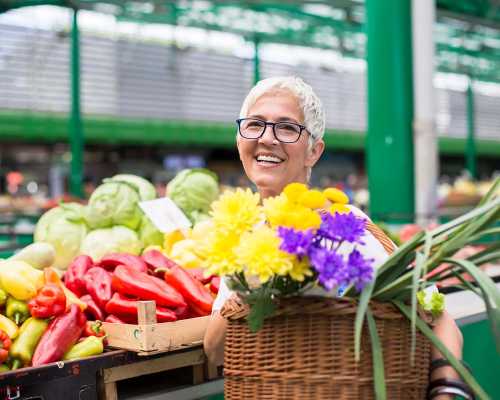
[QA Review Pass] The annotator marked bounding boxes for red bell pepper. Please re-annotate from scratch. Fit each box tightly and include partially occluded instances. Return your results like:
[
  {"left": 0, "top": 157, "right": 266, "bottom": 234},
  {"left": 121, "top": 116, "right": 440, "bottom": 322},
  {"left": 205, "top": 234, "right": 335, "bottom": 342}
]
[
  {"left": 172, "top": 305, "right": 190, "bottom": 320},
  {"left": 104, "top": 314, "right": 126, "bottom": 324},
  {"left": 64, "top": 255, "right": 93, "bottom": 297},
  {"left": 105, "top": 293, "right": 177, "bottom": 323},
  {"left": 84, "top": 267, "right": 113, "bottom": 309},
  {"left": 112, "top": 265, "right": 186, "bottom": 308},
  {"left": 99, "top": 253, "right": 148, "bottom": 273},
  {"left": 189, "top": 268, "right": 214, "bottom": 285},
  {"left": 83, "top": 320, "right": 106, "bottom": 338},
  {"left": 28, "top": 284, "right": 66, "bottom": 319},
  {"left": 80, "top": 295, "right": 105, "bottom": 321},
  {"left": 32, "top": 304, "right": 87, "bottom": 366},
  {"left": 209, "top": 276, "right": 220, "bottom": 295},
  {"left": 164, "top": 265, "right": 213, "bottom": 314},
  {"left": 141, "top": 249, "right": 176, "bottom": 273},
  {"left": 0, "top": 330, "right": 12, "bottom": 364}
]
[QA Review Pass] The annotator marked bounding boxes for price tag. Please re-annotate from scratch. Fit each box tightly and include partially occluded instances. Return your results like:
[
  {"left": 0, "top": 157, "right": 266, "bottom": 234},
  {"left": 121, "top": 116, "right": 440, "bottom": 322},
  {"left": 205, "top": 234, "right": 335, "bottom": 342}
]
[{"left": 139, "top": 198, "right": 191, "bottom": 233}]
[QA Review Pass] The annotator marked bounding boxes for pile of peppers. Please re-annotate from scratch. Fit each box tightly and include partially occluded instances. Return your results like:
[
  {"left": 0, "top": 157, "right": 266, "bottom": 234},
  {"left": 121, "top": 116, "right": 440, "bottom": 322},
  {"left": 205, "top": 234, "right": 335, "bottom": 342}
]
[
  {"left": 62, "top": 251, "right": 216, "bottom": 325},
  {"left": 0, "top": 249, "right": 218, "bottom": 373},
  {"left": 0, "top": 261, "right": 106, "bottom": 371}
]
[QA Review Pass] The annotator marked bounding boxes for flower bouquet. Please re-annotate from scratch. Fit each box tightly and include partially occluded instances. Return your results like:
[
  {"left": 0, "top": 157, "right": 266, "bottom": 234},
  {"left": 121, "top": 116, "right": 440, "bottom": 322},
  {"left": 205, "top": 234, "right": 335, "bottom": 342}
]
[{"left": 203, "top": 179, "right": 500, "bottom": 400}]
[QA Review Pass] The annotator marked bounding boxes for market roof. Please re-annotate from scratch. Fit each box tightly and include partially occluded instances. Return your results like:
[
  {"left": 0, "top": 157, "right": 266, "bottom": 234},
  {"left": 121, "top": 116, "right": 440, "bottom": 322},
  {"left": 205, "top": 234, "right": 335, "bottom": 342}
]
[{"left": 1, "top": 0, "right": 500, "bottom": 82}]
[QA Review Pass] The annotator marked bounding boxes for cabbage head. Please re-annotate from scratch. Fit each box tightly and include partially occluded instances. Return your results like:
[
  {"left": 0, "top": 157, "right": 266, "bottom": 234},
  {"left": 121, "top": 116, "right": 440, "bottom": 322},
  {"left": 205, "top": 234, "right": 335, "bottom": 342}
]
[
  {"left": 85, "top": 181, "right": 142, "bottom": 230},
  {"left": 167, "top": 168, "right": 219, "bottom": 224},
  {"left": 34, "top": 203, "right": 88, "bottom": 270},
  {"left": 138, "top": 214, "right": 163, "bottom": 248},
  {"left": 110, "top": 174, "right": 156, "bottom": 201},
  {"left": 80, "top": 225, "right": 142, "bottom": 260}
]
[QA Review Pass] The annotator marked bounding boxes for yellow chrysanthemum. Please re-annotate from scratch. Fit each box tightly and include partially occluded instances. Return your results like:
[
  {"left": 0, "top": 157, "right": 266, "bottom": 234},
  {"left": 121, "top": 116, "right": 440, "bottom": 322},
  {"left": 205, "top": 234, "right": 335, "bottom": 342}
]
[
  {"left": 323, "top": 187, "right": 349, "bottom": 204},
  {"left": 264, "top": 194, "right": 321, "bottom": 230},
  {"left": 297, "top": 189, "right": 327, "bottom": 209},
  {"left": 235, "top": 226, "right": 294, "bottom": 283},
  {"left": 201, "top": 229, "right": 242, "bottom": 276},
  {"left": 211, "top": 188, "right": 262, "bottom": 234},
  {"left": 329, "top": 203, "right": 350, "bottom": 215},
  {"left": 263, "top": 194, "right": 293, "bottom": 228},
  {"left": 286, "top": 208, "right": 322, "bottom": 230},
  {"left": 288, "top": 257, "right": 313, "bottom": 282},
  {"left": 283, "top": 183, "right": 308, "bottom": 203}
]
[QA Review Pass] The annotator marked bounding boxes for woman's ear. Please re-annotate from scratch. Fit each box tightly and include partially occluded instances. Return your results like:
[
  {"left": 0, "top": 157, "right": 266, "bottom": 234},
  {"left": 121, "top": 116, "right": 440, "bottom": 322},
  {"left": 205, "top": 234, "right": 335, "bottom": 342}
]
[{"left": 305, "top": 139, "right": 325, "bottom": 168}]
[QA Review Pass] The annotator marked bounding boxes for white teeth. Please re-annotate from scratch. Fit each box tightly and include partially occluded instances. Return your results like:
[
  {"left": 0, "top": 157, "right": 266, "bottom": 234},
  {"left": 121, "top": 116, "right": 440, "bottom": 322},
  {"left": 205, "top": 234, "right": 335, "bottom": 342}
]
[{"left": 256, "top": 155, "right": 282, "bottom": 163}]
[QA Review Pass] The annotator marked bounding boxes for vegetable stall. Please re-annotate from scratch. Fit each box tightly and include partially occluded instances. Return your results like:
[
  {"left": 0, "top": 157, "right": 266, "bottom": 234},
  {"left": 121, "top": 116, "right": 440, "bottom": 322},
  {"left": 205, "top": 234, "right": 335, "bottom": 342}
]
[{"left": 0, "top": 170, "right": 224, "bottom": 399}]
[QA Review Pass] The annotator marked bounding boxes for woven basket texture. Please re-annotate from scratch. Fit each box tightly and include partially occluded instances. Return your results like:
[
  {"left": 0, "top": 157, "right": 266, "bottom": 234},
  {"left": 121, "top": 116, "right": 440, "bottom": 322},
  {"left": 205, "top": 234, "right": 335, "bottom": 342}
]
[{"left": 222, "top": 297, "right": 431, "bottom": 400}]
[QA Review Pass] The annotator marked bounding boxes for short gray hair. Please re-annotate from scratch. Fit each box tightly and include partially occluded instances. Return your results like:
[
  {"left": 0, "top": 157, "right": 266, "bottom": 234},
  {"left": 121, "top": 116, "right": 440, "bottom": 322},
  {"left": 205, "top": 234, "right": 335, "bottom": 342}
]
[{"left": 239, "top": 76, "right": 326, "bottom": 147}]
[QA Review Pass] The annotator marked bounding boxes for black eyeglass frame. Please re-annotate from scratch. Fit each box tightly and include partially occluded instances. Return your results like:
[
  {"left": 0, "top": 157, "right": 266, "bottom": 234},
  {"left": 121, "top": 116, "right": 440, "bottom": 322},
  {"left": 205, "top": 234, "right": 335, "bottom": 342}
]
[{"left": 236, "top": 118, "right": 309, "bottom": 144}]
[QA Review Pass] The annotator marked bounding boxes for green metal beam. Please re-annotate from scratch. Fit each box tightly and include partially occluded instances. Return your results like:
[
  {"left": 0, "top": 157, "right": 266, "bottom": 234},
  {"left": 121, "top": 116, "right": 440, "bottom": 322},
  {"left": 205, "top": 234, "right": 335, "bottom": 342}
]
[
  {"left": 253, "top": 36, "right": 260, "bottom": 85},
  {"left": 466, "top": 78, "right": 477, "bottom": 179},
  {"left": 366, "top": 0, "right": 414, "bottom": 223},
  {"left": 2, "top": 111, "right": 500, "bottom": 157},
  {"left": 69, "top": 8, "right": 84, "bottom": 198}
]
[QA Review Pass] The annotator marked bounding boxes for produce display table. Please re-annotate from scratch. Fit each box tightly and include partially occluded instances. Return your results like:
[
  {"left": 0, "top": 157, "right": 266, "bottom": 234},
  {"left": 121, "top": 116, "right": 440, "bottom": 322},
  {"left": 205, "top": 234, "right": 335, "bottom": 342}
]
[{"left": 0, "top": 346, "right": 222, "bottom": 400}]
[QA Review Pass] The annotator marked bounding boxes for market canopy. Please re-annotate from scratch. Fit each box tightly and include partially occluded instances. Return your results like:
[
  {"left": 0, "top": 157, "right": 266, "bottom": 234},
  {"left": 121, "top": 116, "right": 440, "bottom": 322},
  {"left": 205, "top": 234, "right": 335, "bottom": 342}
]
[{"left": 1, "top": 0, "right": 499, "bottom": 82}]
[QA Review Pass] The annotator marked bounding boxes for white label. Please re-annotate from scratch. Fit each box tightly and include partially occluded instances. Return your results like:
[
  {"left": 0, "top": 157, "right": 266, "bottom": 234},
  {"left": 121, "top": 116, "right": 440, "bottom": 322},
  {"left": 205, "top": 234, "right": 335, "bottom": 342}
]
[{"left": 139, "top": 198, "right": 191, "bottom": 233}]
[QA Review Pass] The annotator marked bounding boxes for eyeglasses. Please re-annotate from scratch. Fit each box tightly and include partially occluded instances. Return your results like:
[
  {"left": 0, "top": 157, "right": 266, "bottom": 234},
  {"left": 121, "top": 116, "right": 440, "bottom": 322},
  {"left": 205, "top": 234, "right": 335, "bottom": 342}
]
[{"left": 236, "top": 118, "right": 308, "bottom": 144}]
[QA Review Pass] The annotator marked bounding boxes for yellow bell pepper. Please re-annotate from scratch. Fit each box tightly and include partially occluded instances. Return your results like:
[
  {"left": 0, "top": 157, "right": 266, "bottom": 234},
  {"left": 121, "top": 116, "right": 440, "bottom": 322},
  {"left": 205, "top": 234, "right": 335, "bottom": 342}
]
[
  {"left": 0, "top": 260, "right": 44, "bottom": 300},
  {"left": 0, "top": 314, "right": 19, "bottom": 339}
]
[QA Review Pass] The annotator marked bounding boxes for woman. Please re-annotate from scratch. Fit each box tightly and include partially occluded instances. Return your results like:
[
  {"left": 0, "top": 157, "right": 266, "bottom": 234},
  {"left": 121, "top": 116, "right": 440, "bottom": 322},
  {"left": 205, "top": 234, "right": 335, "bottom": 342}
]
[{"left": 204, "top": 76, "right": 466, "bottom": 399}]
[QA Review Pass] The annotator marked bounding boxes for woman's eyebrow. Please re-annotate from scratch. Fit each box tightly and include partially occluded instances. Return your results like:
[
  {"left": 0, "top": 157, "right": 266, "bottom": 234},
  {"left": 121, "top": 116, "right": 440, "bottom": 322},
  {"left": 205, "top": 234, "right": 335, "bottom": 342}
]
[{"left": 248, "top": 114, "right": 300, "bottom": 124}]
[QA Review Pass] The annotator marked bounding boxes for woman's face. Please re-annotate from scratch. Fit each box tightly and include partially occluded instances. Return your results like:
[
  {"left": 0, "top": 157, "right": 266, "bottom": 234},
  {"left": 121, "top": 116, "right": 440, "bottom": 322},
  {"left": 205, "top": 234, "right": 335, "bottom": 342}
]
[{"left": 237, "top": 90, "right": 325, "bottom": 199}]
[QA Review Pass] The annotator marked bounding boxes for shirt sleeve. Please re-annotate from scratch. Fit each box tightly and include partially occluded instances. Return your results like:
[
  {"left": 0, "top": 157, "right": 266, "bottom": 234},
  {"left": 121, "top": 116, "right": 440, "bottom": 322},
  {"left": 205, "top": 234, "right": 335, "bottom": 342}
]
[{"left": 211, "top": 276, "right": 233, "bottom": 314}]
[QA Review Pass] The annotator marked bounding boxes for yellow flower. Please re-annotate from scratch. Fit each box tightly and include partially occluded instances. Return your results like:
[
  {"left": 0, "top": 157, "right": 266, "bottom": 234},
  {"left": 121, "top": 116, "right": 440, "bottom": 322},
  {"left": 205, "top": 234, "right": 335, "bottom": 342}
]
[
  {"left": 288, "top": 257, "right": 313, "bottom": 282},
  {"left": 201, "top": 229, "right": 242, "bottom": 276},
  {"left": 211, "top": 188, "right": 262, "bottom": 234},
  {"left": 297, "top": 189, "right": 327, "bottom": 209},
  {"left": 235, "top": 226, "right": 294, "bottom": 283},
  {"left": 263, "top": 194, "right": 292, "bottom": 228},
  {"left": 329, "top": 203, "right": 350, "bottom": 214},
  {"left": 323, "top": 187, "right": 349, "bottom": 204},
  {"left": 263, "top": 194, "right": 321, "bottom": 230},
  {"left": 283, "top": 183, "right": 308, "bottom": 203}
]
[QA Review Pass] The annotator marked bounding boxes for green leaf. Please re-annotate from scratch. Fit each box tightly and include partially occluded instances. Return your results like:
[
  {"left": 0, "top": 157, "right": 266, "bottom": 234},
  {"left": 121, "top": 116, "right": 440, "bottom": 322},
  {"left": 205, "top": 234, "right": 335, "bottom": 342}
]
[
  {"left": 354, "top": 279, "right": 375, "bottom": 361},
  {"left": 246, "top": 289, "right": 276, "bottom": 333},
  {"left": 366, "top": 308, "right": 386, "bottom": 400},
  {"left": 393, "top": 301, "right": 491, "bottom": 400},
  {"left": 476, "top": 176, "right": 499, "bottom": 207},
  {"left": 442, "top": 258, "right": 500, "bottom": 354}
]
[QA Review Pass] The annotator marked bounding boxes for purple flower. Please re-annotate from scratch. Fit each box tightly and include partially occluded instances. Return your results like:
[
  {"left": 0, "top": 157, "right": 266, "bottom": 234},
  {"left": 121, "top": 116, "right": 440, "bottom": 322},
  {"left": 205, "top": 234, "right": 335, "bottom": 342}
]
[
  {"left": 277, "top": 227, "right": 314, "bottom": 257},
  {"left": 346, "top": 249, "right": 374, "bottom": 291},
  {"left": 318, "top": 212, "right": 367, "bottom": 244},
  {"left": 308, "top": 246, "right": 346, "bottom": 291}
]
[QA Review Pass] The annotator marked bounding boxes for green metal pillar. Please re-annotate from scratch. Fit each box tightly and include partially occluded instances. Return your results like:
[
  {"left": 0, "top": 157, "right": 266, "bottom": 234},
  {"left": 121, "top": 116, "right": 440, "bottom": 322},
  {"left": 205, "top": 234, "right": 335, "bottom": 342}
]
[
  {"left": 70, "top": 8, "right": 84, "bottom": 198},
  {"left": 366, "top": 0, "right": 414, "bottom": 223},
  {"left": 253, "top": 36, "right": 260, "bottom": 84},
  {"left": 466, "top": 78, "right": 477, "bottom": 180}
]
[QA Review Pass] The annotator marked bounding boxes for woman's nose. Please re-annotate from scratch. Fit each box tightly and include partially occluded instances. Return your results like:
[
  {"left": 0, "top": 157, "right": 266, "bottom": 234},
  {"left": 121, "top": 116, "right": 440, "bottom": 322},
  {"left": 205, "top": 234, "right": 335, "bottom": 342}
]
[{"left": 258, "top": 124, "right": 277, "bottom": 145}]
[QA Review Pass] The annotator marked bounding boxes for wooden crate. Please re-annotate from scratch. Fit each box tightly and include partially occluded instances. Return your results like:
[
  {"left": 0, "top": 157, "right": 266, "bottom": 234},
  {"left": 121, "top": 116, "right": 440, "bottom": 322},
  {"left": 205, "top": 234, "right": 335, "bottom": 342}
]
[{"left": 102, "top": 301, "right": 210, "bottom": 355}]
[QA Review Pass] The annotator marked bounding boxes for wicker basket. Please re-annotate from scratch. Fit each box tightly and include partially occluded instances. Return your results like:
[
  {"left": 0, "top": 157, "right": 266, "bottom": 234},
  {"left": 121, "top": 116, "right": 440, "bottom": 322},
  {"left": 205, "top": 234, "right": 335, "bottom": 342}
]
[{"left": 221, "top": 296, "right": 431, "bottom": 400}]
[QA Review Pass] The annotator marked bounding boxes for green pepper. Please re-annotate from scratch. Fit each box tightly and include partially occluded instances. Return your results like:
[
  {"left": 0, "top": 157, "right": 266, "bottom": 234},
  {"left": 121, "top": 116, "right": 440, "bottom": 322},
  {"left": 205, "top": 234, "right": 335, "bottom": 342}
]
[
  {"left": 6, "top": 297, "right": 30, "bottom": 325},
  {"left": 0, "top": 364, "right": 9, "bottom": 373},
  {"left": 0, "top": 289, "right": 7, "bottom": 308},
  {"left": 63, "top": 336, "right": 105, "bottom": 361},
  {"left": 9, "top": 317, "right": 49, "bottom": 370}
]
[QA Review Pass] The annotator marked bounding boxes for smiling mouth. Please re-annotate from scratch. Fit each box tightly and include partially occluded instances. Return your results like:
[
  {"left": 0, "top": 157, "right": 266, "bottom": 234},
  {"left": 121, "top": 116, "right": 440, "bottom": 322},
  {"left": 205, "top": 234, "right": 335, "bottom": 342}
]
[{"left": 255, "top": 154, "right": 285, "bottom": 165}]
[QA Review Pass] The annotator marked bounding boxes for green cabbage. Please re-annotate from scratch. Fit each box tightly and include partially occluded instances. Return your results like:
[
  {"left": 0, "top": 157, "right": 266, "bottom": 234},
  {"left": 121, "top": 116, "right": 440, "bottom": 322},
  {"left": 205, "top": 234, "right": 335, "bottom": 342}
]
[
  {"left": 80, "top": 225, "right": 142, "bottom": 260},
  {"left": 110, "top": 174, "right": 156, "bottom": 201},
  {"left": 34, "top": 203, "right": 88, "bottom": 270},
  {"left": 85, "top": 181, "right": 142, "bottom": 230},
  {"left": 138, "top": 214, "right": 164, "bottom": 248},
  {"left": 167, "top": 168, "right": 219, "bottom": 224}
]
